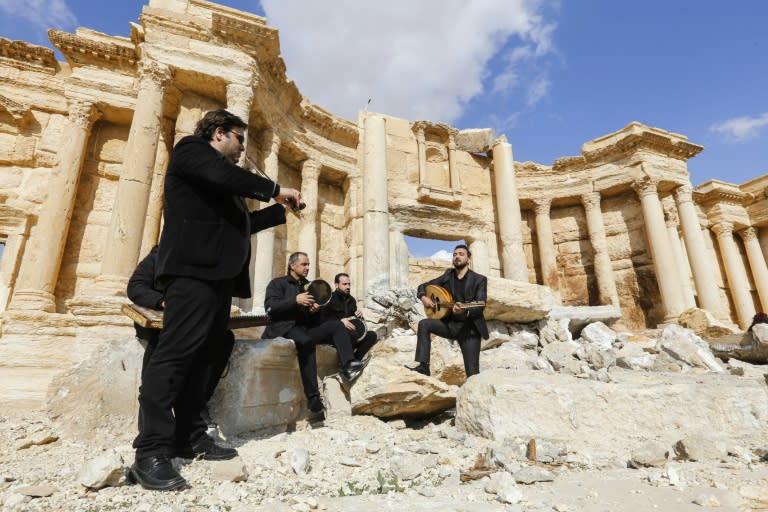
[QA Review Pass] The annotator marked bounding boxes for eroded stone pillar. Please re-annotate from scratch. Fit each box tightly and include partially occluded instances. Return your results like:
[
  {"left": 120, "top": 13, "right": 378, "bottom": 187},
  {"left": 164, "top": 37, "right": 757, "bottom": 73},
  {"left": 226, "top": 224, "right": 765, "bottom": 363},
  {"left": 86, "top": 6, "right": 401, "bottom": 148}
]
[
  {"left": 581, "top": 192, "right": 619, "bottom": 307},
  {"left": 100, "top": 61, "right": 171, "bottom": 291},
  {"left": 674, "top": 185, "right": 721, "bottom": 314},
  {"left": 226, "top": 82, "right": 253, "bottom": 165},
  {"left": 633, "top": 178, "right": 685, "bottom": 321},
  {"left": 447, "top": 128, "right": 460, "bottom": 191},
  {"left": 415, "top": 125, "right": 427, "bottom": 185},
  {"left": 665, "top": 207, "right": 696, "bottom": 310},
  {"left": 469, "top": 232, "right": 490, "bottom": 276},
  {"left": 10, "top": 100, "right": 100, "bottom": 311},
  {"left": 712, "top": 222, "right": 755, "bottom": 328},
  {"left": 363, "top": 115, "right": 390, "bottom": 295},
  {"left": 390, "top": 229, "right": 410, "bottom": 289},
  {"left": 492, "top": 138, "right": 527, "bottom": 281},
  {"left": 298, "top": 159, "right": 321, "bottom": 280},
  {"left": 739, "top": 227, "right": 768, "bottom": 313},
  {"left": 533, "top": 198, "right": 558, "bottom": 292},
  {"left": 140, "top": 117, "right": 174, "bottom": 257},
  {"left": 251, "top": 130, "right": 280, "bottom": 312}
]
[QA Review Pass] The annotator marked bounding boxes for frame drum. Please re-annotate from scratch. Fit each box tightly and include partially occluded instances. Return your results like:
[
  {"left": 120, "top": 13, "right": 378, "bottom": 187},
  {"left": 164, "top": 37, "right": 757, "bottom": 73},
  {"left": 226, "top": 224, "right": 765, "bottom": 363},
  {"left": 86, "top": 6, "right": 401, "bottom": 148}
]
[
  {"left": 349, "top": 317, "right": 367, "bottom": 342},
  {"left": 307, "top": 279, "right": 332, "bottom": 306}
]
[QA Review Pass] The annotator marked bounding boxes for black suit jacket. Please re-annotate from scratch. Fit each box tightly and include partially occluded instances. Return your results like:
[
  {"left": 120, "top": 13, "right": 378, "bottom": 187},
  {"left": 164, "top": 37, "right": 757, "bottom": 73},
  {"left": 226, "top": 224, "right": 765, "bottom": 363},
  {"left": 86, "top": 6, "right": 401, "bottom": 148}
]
[
  {"left": 127, "top": 246, "right": 164, "bottom": 343},
  {"left": 417, "top": 269, "right": 489, "bottom": 339},
  {"left": 262, "top": 274, "right": 311, "bottom": 339},
  {"left": 155, "top": 135, "right": 286, "bottom": 298}
]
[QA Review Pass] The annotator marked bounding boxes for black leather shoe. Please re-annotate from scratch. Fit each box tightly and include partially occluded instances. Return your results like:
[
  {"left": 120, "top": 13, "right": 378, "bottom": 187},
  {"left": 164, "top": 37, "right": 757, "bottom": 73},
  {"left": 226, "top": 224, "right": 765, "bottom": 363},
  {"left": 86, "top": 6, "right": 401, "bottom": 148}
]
[
  {"left": 405, "top": 363, "right": 430, "bottom": 376},
  {"left": 308, "top": 395, "right": 325, "bottom": 413},
  {"left": 130, "top": 455, "right": 186, "bottom": 491},
  {"left": 341, "top": 356, "right": 371, "bottom": 381},
  {"left": 175, "top": 434, "right": 238, "bottom": 461}
]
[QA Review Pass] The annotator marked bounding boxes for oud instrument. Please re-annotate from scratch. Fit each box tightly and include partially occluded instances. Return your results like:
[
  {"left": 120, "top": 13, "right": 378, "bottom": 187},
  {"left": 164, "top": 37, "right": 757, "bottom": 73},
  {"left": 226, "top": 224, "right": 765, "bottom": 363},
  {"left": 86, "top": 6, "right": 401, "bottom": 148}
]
[{"left": 423, "top": 284, "right": 485, "bottom": 320}]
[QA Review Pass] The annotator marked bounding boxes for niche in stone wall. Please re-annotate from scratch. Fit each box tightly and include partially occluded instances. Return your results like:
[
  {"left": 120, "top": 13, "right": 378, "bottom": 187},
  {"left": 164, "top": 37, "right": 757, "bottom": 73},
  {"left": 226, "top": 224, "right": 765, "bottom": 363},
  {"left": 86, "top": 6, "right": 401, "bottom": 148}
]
[
  {"left": 412, "top": 121, "right": 461, "bottom": 207},
  {"left": 317, "top": 168, "right": 349, "bottom": 282}
]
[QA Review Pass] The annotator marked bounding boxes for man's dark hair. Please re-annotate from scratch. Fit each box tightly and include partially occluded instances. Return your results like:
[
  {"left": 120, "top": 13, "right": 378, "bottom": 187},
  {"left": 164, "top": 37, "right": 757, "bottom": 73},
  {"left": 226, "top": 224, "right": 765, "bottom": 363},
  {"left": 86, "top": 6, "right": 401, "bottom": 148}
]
[
  {"left": 194, "top": 109, "right": 247, "bottom": 141},
  {"left": 454, "top": 244, "right": 471, "bottom": 257},
  {"left": 334, "top": 273, "right": 349, "bottom": 284},
  {"left": 287, "top": 251, "right": 308, "bottom": 273}
]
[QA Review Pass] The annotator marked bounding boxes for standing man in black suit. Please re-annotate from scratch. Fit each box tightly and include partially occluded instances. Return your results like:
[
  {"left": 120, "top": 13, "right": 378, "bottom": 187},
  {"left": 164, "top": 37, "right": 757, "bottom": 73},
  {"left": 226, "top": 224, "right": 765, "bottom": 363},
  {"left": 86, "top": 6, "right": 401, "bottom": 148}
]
[
  {"left": 130, "top": 109, "right": 302, "bottom": 491},
  {"left": 262, "top": 253, "right": 369, "bottom": 415},
  {"left": 407, "top": 244, "right": 489, "bottom": 378},
  {"left": 323, "top": 273, "right": 378, "bottom": 360}
]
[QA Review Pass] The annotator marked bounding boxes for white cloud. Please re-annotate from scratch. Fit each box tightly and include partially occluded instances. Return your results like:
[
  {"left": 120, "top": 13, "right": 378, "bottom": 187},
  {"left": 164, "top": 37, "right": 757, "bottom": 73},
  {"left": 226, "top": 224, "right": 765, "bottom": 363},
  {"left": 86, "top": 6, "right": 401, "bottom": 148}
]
[
  {"left": 0, "top": 0, "right": 77, "bottom": 32},
  {"left": 710, "top": 113, "right": 768, "bottom": 141},
  {"left": 261, "top": 0, "right": 556, "bottom": 123},
  {"left": 526, "top": 75, "right": 551, "bottom": 106},
  {"left": 429, "top": 249, "right": 453, "bottom": 261}
]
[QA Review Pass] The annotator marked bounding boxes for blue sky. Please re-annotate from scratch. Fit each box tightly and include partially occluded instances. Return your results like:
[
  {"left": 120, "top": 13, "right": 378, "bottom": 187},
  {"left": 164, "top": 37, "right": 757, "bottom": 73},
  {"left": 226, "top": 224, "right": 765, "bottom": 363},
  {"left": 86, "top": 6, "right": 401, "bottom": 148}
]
[{"left": 2, "top": 1, "right": 766, "bottom": 258}]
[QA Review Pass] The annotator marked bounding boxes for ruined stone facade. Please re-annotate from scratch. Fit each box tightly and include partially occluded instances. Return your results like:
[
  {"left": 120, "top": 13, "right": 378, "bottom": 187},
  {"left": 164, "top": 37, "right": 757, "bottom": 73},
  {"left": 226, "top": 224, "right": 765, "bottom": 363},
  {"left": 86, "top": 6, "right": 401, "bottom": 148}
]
[{"left": 1, "top": 0, "right": 767, "bottom": 409}]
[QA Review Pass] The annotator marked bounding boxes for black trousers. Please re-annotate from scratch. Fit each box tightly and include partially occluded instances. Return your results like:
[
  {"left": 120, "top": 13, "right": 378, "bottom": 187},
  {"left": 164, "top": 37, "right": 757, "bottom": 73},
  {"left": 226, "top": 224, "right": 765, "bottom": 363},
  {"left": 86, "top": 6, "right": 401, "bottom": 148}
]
[
  {"left": 133, "top": 276, "right": 233, "bottom": 459},
  {"left": 285, "top": 320, "right": 355, "bottom": 400},
  {"left": 415, "top": 318, "right": 481, "bottom": 377},
  {"left": 351, "top": 331, "right": 378, "bottom": 360}
]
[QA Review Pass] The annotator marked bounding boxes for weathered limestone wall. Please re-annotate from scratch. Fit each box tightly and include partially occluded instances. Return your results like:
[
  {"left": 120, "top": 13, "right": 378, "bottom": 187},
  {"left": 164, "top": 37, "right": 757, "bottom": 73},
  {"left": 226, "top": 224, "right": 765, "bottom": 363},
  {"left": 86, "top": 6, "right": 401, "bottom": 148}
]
[{"left": 0, "top": 0, "right": 767, "bottom": 411}]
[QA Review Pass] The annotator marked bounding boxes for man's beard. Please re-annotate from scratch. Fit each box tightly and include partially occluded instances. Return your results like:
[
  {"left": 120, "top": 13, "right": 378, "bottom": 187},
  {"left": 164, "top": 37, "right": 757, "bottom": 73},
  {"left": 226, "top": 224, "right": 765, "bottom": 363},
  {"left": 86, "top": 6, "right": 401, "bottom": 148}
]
[{"left": 453, "top": 260, "right": 467, "bottom": 269}]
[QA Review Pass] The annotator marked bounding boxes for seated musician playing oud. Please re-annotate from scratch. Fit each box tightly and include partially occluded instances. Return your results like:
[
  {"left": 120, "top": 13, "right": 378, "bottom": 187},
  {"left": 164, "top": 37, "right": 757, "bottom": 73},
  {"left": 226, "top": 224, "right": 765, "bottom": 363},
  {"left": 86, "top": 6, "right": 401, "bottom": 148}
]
[
  {"left": 407, "top": 244, "right": 489, "bottom": 378},
  {"left": 262, "top": 252, "right": 370, "bottom": 415}
]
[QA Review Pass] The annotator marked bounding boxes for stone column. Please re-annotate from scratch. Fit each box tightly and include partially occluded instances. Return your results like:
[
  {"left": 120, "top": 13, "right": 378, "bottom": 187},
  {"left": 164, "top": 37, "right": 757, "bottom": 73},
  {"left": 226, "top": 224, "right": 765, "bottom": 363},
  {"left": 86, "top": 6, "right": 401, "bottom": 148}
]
[
  {"left": 581, "top": 192, "right": 619, "bottom": 307},
  {"left": 469, "top": 234, "right": 490, "bottom": 276},
  {"left": 363, "top": 114, "right": 390, "bottom": 295},
  {"left": 100, "top": 61, "right": 171, "bottom": 291},
  {"left": 665, "top": 207, "right": 696, "bottom": 310},
  {"left": 712, "top": 222, "right": 755, "bottom": 328},
  {"left": 633, "top": 178, "right": 685, "bottom": 321},
  {"left": 533, "top": 198, "right": 558, "bottom": 291},
  {"left": 11, "top": 100, "right": 99, "bottom": 311},
  {"left": 491, "top": 138, "right": 527, "bottom": 281},
  {"left": 674, "top": 185, "right": 722, "bottom": 314},
  {"left": 251, "top": 130, "right": 280, "bottom": 312},
  {"left": 140, "top": 117, "right": 174, "bottom": 257},
  {"left": 226, "top": 82, "right": 253, "bottom": 165},
  {"left": 447, "top": 128, "right": 460, "bottom": 191},
  {"left": 415, "top": 124, "right": 427, "bottom": 186},
  {"left": 739, "top": 227, "right": 768, "bottom": 313},
  {"left": 298, "top": 159, "right": 321, "bottom": 280},
  {"left": 389, "top": 229, "right": 410, "bottom": 289}
]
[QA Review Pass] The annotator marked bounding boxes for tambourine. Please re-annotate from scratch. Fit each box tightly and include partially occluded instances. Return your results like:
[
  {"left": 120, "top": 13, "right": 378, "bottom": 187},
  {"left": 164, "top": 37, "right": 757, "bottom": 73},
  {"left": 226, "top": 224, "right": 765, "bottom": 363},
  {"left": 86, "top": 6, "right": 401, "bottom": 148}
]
[
  {"left": 307, "top": 279, "right": 332, "bottom": 306},
  {"left": 348, "top": 317, "right": 367, "bottom": 342}
]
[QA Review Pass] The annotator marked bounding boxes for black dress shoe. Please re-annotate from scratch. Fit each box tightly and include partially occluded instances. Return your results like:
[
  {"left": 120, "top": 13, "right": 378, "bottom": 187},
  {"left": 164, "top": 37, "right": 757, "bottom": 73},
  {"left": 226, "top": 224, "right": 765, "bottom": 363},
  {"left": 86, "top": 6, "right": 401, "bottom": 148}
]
[
  {"left": 130, "top": 455, "right": 186, "bottom": 491},
  {"left": 175, "top": 434, "right": 238, "bottom": 461},
  {"left": 405, "top": 363, "right": 430, "bottom": 376},
  {"left": 341, "top": 356, "right": 371, "bottom": 381},
  {"left": 308, "top": 395, "right": 325, "bottom": 413}
]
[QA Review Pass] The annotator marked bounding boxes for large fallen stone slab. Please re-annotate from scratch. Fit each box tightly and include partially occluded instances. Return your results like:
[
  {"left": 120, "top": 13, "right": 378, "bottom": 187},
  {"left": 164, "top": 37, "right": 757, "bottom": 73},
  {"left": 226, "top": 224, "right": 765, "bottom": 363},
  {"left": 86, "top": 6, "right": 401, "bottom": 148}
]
[
  {"left": 484, "top": 277, "right": 556, "bottom": 323},
  {"left": 708, "top": 323, "right": 768, "bottom": 364},
  {"left": 455, "top": 369, "right": 768, "bottom": 457},
  {"left": 678, "top": 307, "right": 740, "bottom": 339},
  {"left": 210, "top": 338, "right": 338, "bottom": 437},
  {"left": 547, "top": 305, "right": 622, "bottom": 335}
]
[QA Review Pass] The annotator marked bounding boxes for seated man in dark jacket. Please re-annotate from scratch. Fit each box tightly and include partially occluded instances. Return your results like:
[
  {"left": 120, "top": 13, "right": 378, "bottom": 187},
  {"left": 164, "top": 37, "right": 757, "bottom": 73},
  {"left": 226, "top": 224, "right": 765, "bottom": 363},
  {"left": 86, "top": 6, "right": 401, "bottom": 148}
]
[
  {"left": 127, "top": 246, "right": 234, "bottom": 428},
  {"left": 322, "top": 273, "right": 378, "bottom": 360},
  {"left": 407, "top": 244, "right": 489, "bottom": 378},
  {"left": 262, "top": 252, "right": 369, "bottom": 414}
]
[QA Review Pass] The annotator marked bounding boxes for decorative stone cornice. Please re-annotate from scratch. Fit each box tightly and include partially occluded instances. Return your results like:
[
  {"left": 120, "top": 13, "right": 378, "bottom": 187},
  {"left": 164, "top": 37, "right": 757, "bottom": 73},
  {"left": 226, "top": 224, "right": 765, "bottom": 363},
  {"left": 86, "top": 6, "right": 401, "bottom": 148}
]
[
  {"left": 0, "top": 36, "right": 56, "bottom": 71},
  {"left": 300, "top": 103, "right": 358, "bottom": 148},
  {"left": 694, "top": 180, "right": 752, "bottom": 206},
  {"left": 552, "top": 155, "right": 586, "bottom": 173},
  {"left": 582, "top": 122, "right": 703, "bottom": 163},
  {"left": 49, "top": 29, "right": 137, "bottom": 70},
  {"left": 581, "top": 191, "right": 602, "bottom": 211},
  {"left": 211, "top": 12, "right": 279, "bottom": 60},
  {"left": 0, "top": 94, "right": 31, "bottom": 122}
]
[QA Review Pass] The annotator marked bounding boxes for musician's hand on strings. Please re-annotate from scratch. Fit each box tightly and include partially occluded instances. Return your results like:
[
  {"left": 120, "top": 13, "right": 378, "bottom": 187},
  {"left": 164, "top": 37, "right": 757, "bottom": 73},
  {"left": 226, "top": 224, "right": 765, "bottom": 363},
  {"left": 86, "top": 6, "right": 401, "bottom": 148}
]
[
  {"left": 296, "top": 292, "right": 315, "bottom": 307},
  {"left": 452, "top": 303, "right": 464, "bottom": 314},
  {"left": 420, "top": 296, "right": 435, "bottom": 310},
  {"left": 341, "top": 318, "right": 355, "bottom": 331},
  {"left": 354, "top": 309, "right": 363, "bottom": 318},
  {"left": 276, "top": 187, "right": 303, "bottom": 210}
]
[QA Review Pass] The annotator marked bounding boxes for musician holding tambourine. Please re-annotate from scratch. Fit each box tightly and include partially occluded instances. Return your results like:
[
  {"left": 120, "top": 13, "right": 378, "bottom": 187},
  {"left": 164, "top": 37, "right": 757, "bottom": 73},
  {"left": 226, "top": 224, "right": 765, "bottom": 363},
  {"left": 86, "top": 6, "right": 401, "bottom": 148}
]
[
  {"left": 318, "top": 273, "right": 379, "bottom": 360},
  {"left": 407, "top": 244, "right": 489, "bottom": 378}
]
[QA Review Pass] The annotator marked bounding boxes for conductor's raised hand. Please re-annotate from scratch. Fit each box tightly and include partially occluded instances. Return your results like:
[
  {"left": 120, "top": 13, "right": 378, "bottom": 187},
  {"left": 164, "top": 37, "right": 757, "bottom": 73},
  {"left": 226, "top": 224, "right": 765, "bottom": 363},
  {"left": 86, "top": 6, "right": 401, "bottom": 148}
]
[
  {"left": 276, "top": 187, "right": 303, "bottom": 210},
  {"left": 296, "top": 292, "right": 315, "bottom": 308}
]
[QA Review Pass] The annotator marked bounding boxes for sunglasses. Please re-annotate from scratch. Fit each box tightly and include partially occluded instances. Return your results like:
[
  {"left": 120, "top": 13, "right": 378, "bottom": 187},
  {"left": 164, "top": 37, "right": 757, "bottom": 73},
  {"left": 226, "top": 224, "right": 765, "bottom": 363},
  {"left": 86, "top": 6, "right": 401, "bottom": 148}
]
[{"left": 226, "top": 130, "right": 245, "bottom": 145}]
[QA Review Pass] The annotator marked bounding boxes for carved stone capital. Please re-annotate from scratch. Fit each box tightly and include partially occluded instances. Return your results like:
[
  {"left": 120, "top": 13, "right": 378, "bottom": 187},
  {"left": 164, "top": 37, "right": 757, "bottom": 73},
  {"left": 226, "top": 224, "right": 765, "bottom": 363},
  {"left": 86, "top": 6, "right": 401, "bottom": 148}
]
[
  {"left": 533, "top": 197, "right": 552, "bottom": 216},
  {"left": 415, "top": 127, "right": 426, "bottom": 144},
  {"left": 226, "top": 82, "right": 254, "bottom": 111},
  {"left": 711, "top": 221, "right": 734, "bottom": 238},
  {"left": 138, "top": 60, "right": 172, "bottom": 89},
  {"left": 67, "top": 100, "right": 100, "bottom": 128},
  {"left": 664, "top": 206, "right": 679, "bottom": 228},
  {"left": 739, "top": 226, "right": 758, "bottom": 243},
  {"left": 581, "top": 191, "right": 602, "bottom": 211},
  {"left": 674, "top": 184, "right": 694, "bottom": 205},
  {"left": 302, "top": 159, "right": 321, "bottom": 179},
  {"left": 632, "top": 177, "right": 660, "bottom": 199}
]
